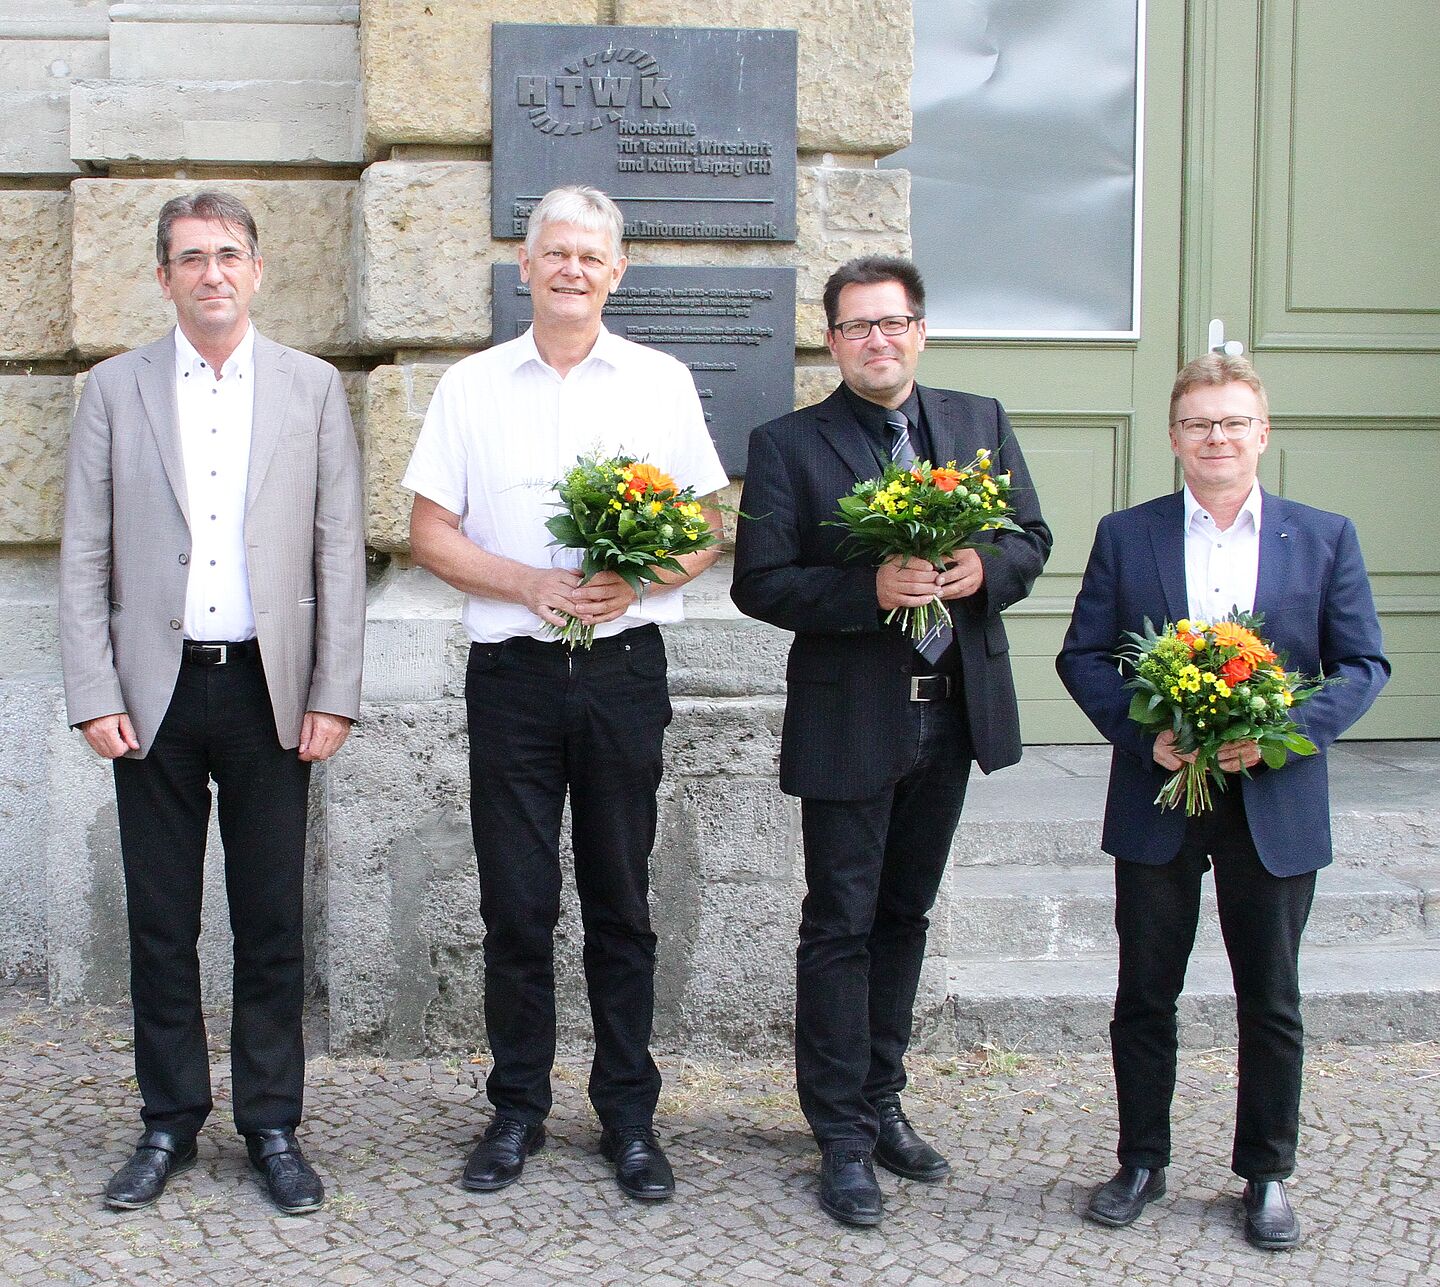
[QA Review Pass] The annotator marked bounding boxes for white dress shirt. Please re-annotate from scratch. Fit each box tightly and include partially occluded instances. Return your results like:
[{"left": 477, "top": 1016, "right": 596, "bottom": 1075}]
[
  {"left": 403, "top": 325, "right": 730, "bottom": 643},
  {"left": 175, "top": 324, "right": 257, "bottom": 641},
  {"left": 1183, "top": 481, "right": 1262, "bottom": 623}
]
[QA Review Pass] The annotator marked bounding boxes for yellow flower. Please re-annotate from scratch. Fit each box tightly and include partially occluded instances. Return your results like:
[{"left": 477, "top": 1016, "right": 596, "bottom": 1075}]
[
  {"left": 647, "top": 501, "right": 663, "bottom": 515},
  {"left": 609, "top": 500, "right": 622, "bottom": 511},
  {"left": 1213, "top": 679, "right": 1231, "bottom": 697},
  {"left": 1176, "top": 619, "right": 1191, "bottom": 633},
  {"left": 615, "top": 482, "right": 626, "bottom": 494}
]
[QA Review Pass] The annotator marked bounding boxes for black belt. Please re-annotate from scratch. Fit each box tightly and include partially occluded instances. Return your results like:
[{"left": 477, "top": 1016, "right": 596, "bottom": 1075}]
[
  {"left": 182, "top": 638, "right": 259, "bottom": 666},
  {"left": 909, "top": 673, "right": 954, "bottom": 702},
  {"left": 499, "top": 623, "right": 660, "bottom": 658}
]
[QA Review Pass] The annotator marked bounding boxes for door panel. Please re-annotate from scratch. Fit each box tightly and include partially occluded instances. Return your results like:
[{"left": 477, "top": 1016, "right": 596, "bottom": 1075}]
[{"left": 1186, "top": 0, "right": 1440, "bottom": 737}]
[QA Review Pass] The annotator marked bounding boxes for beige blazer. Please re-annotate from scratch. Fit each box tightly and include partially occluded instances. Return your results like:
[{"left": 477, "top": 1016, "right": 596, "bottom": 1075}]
[{"left": 59, "top": 329, "right": 366, "bottom": 757}]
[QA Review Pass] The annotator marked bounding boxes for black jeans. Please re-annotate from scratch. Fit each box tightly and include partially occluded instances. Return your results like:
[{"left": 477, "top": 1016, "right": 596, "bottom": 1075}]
[
  {"left": 1111, "top": 788, "right": 1316, "bottom": 1181},
  {"left": 464, "top": 624, "right": 670, "bottom": 1128},
  {"left": 796, "top": 694, "right": 972, "bottom": 1148},
  {"left": 111, "top": 651, "right": 310, "bottom": 1139}
]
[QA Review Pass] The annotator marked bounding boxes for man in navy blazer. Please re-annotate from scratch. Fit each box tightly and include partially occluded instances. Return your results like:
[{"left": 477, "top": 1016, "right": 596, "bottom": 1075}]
[
  {"left": 1057, "top": 354, "right": 1387, "bottom": 1250},
  {"left": 733, "top": 256, "right": 1051, "bottom": 1226}
]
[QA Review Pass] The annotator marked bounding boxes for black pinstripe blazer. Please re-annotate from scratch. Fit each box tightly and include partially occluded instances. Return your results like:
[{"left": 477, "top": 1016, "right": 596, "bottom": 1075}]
[{"left": 731, "top": 384, "right": 1052, "bottom": 800}]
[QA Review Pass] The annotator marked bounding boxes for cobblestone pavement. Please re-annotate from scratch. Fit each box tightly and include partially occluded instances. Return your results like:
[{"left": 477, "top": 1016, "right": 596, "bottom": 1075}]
[{"left": 3, "top": 982, "right": 1436, "bottom": 1286}]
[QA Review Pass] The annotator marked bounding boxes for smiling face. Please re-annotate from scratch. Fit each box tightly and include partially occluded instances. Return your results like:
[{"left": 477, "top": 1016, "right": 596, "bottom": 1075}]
[
  {"left": 825, "top": 279, "right": 926, "bottom": 409},
  {"left": 1170, "top": 380, "right": 1270, "bottom": 498},
  {"left": 518, "top": 219, "right": 627, "bottom": 336},
  {"left": 155, "top": 215, "right": 262, "bottom": 347}
]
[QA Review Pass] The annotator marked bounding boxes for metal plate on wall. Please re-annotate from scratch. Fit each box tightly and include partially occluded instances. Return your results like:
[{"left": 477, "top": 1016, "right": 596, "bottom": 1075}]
[
  {"left": 493, "top": 24, "right": 797, "bottom": 243},
  {"left": 492, "top": 264, "right": 796, "bottom": 474}
]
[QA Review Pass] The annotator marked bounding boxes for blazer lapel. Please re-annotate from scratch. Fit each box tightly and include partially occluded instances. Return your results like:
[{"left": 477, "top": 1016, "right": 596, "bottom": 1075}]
[
  {"left": 1146, "top": 492, "right": 1189, "bottom": 625},
  {"left": 135, "top": 334, "right": 189, "bottom": 526},
  {"left": 1254, "top": 489, "right": 1293, "bottom": 613},
  {"left": 814, "top": 388, "right": 884, "bottom": 484},
  {"left": 246, "top": 333, "right": 295, "bottom": 514},
  {"left": 915, "top": 386, "right": 970, "bottom": 463}
]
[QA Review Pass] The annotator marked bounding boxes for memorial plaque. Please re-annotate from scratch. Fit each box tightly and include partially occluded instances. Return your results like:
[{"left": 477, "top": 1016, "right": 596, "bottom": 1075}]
[
  {"left": 492, "top": 264, "right": 796, "bottom": 474},
  {"left": 493, "top": 24, "right": 797, "bottom": 243}
]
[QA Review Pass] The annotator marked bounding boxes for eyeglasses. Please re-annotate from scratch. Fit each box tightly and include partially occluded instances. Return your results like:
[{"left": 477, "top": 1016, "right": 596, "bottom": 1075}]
[
  {"left": 164, "top": 250, "right": 254, "bottom": 274},
  {"left": 1171, "top": 416, "right": 1265, "bottom": 441},
  {"left": 831, "top": 314, "right": 922, "bottom": 341}
]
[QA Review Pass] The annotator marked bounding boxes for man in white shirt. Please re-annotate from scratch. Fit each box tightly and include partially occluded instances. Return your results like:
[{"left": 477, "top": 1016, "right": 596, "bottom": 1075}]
[
  {"left": 59, "top": 191, "right": 366, "bottom": 1214},
  {"left": 1057, "top": 354, "right": 1388, "bottom": 1250},
  {"left": 405, "top": 185, "right": 726, "bottom": 1202}
]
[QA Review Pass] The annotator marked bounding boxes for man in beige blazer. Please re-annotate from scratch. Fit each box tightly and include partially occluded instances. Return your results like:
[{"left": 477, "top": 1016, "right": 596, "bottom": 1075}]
[{"left": 59, "top": 191, "right": 365, "bottom": 1215}]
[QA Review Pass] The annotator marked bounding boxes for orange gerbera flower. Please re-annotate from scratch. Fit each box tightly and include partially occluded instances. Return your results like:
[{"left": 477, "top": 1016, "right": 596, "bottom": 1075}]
[
  {"left": 622, "top": 462, "right": 677, "bottom": 501},
  {"left": 1210, "top": 620, "right": 1276, "bottom": 666},
  {"left": 928, "top": 466, "right": 963, "bottom": 492}
]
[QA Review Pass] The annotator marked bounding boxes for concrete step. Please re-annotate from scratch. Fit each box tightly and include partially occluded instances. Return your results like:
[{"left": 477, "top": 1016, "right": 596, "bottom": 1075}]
[
  {"left": 944, "top": 941, "right": 1440, "bottom": 1053},
  {"left": 942, "top": 865, "right": 1439, "bottom": 960}
]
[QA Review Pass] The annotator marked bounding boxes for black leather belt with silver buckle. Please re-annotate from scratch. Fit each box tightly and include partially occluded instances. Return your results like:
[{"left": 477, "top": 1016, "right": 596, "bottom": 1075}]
[
  {"left": 909, "top": 674, "right": 953, "bottom": 702},
  {"left": 182, "top": 639, "right": 258, "bottom": 666}
]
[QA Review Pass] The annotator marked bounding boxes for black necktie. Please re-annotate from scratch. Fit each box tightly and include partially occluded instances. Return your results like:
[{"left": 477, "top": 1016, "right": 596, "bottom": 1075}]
[{"left": 885, "top": 410, "right": 952, "bottom": 664}]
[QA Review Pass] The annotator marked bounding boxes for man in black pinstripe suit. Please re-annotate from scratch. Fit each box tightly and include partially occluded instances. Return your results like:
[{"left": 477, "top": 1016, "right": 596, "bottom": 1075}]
[{"left": 732, "top": 256, "right": 1051, "bottom": 1227}]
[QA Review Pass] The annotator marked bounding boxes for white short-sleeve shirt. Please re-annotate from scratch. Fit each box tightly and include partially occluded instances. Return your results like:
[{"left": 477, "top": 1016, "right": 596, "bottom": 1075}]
[{"left": 402, "top": 325, "right": 730, "bottom": 643}]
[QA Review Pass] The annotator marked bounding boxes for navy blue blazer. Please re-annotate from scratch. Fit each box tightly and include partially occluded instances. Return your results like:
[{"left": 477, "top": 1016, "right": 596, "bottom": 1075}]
[
  {"left": 1056, "top": 490, "right": 1389, "bottom": 877},
  {"left": 733, "top": 384, "right": 1052, "bottom": 799}
]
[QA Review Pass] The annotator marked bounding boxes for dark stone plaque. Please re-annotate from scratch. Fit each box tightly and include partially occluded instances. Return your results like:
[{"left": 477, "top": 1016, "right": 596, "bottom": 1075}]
[
  {"left": 492, "top": 24, "right": 797, "bottom": 243},
  {"left": 491, "top": 264, "right": 796, "bottom": 474}
]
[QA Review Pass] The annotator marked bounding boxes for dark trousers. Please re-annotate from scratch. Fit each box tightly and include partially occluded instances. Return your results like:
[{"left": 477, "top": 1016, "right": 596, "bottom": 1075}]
[
  {"left": 464, "top": 624, "right": 670, "bottom": 1128},
  {"left": 111, "top": 651, "right": 310, "bottom": 1139},
  {"left": 796, "top": 695, "right": 972, "bottom": 1148},
  {"left": 1111, "top": 788, "right": 1316, "bottom": 1181}
]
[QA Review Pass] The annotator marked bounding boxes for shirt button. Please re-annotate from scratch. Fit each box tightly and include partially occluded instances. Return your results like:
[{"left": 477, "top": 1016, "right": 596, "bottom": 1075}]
[
  {"left": 210, "top": 559, "right": 216, "bottom": 566},
  {"left": 169, "top": 619, "right": 181, "bottom": 630},
  {"left": 209, "top": 606, "right": 216, "bottom": 613},
  {"left": 179, "top": 553, "right": 188, "bottom": 564}
]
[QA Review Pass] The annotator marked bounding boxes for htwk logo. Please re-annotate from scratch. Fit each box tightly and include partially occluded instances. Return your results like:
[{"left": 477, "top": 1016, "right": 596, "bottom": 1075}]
[{"left": 517, "top": 46, "right": 671, "bottom": 134}]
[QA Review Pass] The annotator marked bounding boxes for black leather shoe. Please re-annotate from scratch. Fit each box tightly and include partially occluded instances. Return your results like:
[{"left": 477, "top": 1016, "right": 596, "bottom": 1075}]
[
  {"left": 818, "top": 1144, "right": 883, "bottom": 1228},
  {"left": 600, "top": 1125, "right": 675, "bottom": 1201},
  {"left": 246, "top": 1129, "right": 324, "bottom": 1215},
  {"left": 103, "top": 1130, "right": 198, "bottom": 1210},
  {"left": 461, "top": 1117, "right": 545, "bottom": 1192},
  {"left": 1084, "top": 1165, "right": 1166, "bottom": 1227},
  {"left": 1243, "top": 1180, "right": 1299, "bottom": 1251},
  {"left": 872, "top": 1094, "right": 950, "bottom": 1182}
]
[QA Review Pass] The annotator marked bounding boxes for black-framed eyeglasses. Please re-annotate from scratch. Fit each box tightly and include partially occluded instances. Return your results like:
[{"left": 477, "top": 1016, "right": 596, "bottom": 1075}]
[
  {"left": 164, "top": 250, "right": 254, "bottom": 274},
  {"left": 1171, "top": 416, "right": 1265, "bottom": 441},
  {"left": 831, "top": 314, "right": 922, "bottom": 341}
]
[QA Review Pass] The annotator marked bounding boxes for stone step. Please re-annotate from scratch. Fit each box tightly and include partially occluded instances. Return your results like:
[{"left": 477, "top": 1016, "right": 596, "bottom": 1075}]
[
  {"left": 941, "top": 865, "right": 1438, "bottom": 960},
  {"left": 943, "top": 941, "right": 1440, "bottom": 1053},
  {"left": 954, "top": 743, "right": 1440, "bottom": 872}
]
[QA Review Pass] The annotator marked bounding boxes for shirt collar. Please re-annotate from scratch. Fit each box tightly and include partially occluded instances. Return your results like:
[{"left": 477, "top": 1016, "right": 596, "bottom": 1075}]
[
  {"left": 841, "top": 382, "right": 922, "bottom": 438},
  {"left": 506, "top": 324, "right": 619, "bottom": 375},
  {"left": 173, "top": 323, "right": 255, "bottom": 383},
  {"left": 1183, "top": 480, "right": 1263, "bottom": 535}
]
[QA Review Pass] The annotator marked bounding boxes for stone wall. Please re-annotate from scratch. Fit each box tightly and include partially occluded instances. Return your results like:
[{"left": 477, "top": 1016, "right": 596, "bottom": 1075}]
[{"left": 0, "top": 0, "right": 913, "bottom": 1056}]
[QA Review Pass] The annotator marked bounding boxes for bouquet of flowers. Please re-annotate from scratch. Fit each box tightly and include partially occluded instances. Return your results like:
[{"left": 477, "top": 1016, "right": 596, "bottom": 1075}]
[
  {"left": 1118, "top": 612, "right": 1328, "bottom": 814},
  {"left": 829, "top": 450, "right": 1024, "bottom": 641},
  {"left": 544, "top": 453, "right": 717, "bottom": 648}
]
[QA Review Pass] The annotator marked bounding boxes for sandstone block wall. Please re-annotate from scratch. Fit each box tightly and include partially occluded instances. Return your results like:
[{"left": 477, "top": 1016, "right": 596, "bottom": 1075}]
[{"left": 0, "top": 0, "right": 918, "bottom": 1059}]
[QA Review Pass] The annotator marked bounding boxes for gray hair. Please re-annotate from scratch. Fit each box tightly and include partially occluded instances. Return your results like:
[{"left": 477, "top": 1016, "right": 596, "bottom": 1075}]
[
  {"left": 155, "top": 191, "right": 260, "bottom": 266},
  {"left": 1169, "top": 352, "right": 1270, "bottom": 422},
  {"left": 523, "top": 186, "right": 625, "bottom": 262}
]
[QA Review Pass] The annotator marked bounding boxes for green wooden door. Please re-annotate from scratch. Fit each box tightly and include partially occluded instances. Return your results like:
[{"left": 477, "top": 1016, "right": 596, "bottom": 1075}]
[
  {"left": 916, "top": 2, "right": 1190, "bottom": 741},
  {"left": 1183, "top": 0, "right": 1440, "bottom": 737}
]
